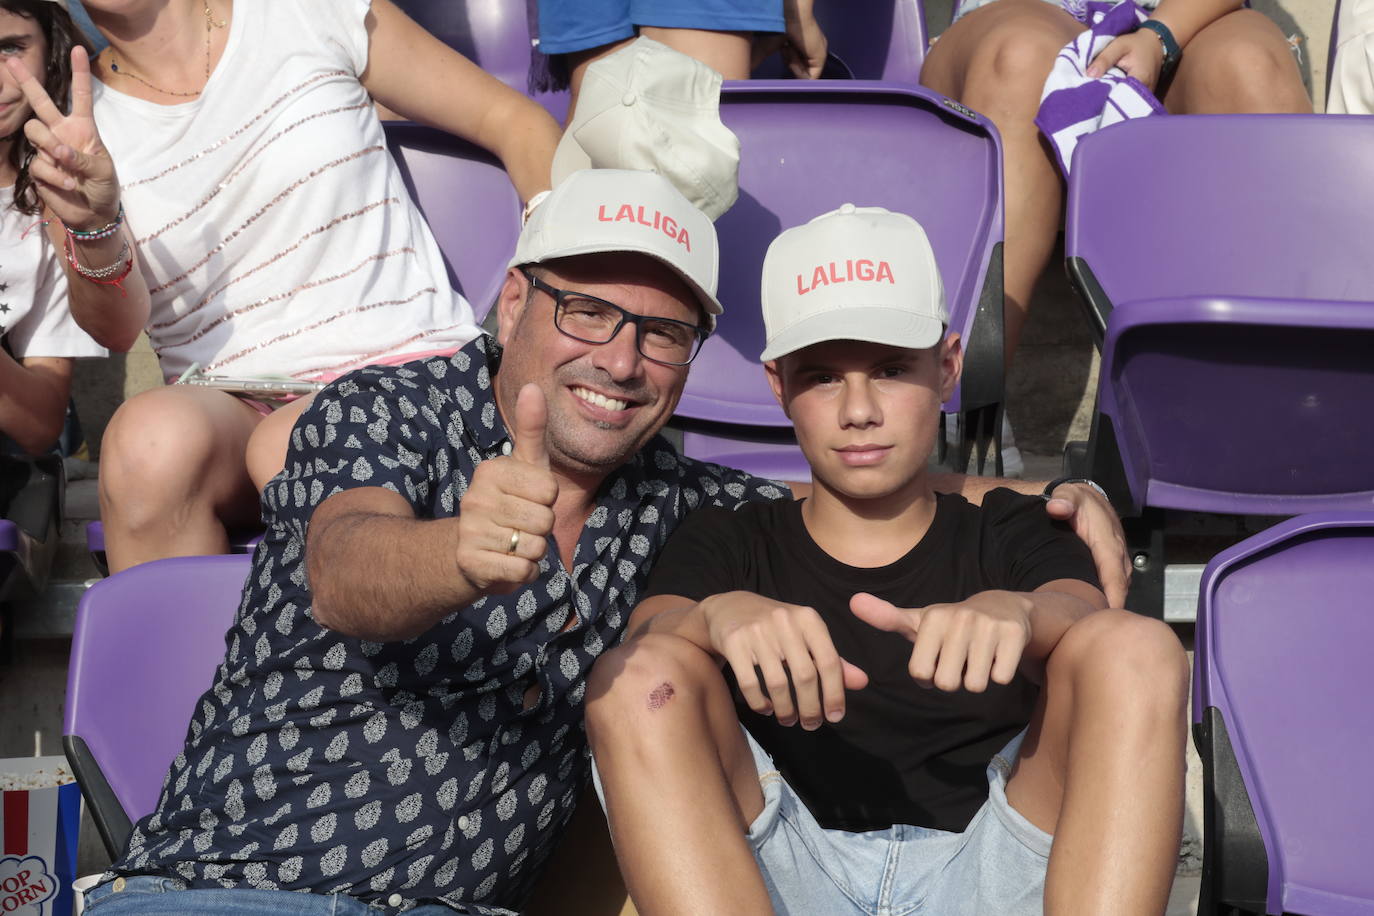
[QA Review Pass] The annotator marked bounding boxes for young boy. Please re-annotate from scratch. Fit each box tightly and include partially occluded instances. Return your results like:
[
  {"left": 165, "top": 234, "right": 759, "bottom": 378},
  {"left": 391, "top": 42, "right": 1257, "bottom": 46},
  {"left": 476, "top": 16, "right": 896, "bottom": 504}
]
[{"left": 586, "top": 205, "right": 1189, "bottom": 916}]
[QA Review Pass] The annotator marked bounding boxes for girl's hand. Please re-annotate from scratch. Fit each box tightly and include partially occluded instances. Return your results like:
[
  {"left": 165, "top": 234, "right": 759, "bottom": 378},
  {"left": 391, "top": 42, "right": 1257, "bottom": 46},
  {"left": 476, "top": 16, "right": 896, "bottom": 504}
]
[
  {"left": 9, "top": 46, "right": 121, "bottom": 232},
  {"left": 1086, "top": 28, "right": 1165, "bottom": 89}
]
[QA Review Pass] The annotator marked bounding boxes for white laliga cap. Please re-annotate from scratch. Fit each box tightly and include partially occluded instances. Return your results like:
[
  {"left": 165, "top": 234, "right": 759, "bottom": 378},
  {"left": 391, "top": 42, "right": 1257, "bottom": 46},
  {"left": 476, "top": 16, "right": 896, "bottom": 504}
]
[
  {"left": 511, "top": 168, "right": 722, "bottom": 323},
  {"left": 759, "top": 204, "right": 948, "bottom": 361},
  {"left": 551, "top": 36, "right": 740, "bottom": 222}
]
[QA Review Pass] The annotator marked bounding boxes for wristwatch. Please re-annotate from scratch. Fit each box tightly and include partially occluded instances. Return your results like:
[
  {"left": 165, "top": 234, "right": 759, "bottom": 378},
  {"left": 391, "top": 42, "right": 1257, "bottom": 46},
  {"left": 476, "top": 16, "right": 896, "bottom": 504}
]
[
  {"left": 1137, "top": 19, "right": 1181, "bottom": 81},
  {"left": 1041, "top": 477, "right": 1110, "bottom": 503}
]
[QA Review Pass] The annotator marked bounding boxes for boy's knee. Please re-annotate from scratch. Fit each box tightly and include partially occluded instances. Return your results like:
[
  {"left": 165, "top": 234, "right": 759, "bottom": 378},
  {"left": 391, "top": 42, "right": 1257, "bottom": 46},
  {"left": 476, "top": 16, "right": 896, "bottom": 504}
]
[
  {"left": 1049, "top": 610, "right": 1189, "bottom": 705},
  {"left": 586, "top": 634, "right": 720, "bottom": 730}
]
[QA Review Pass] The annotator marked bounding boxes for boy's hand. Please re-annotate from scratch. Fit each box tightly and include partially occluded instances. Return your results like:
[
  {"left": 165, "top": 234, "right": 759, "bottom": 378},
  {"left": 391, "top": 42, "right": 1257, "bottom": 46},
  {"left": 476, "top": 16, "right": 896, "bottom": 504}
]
[
  {"left": 700, "top": 591, "right": 868, "bottom": 730},
  {"left": 850, "top": 591, "right": 1031, "bottom": 693}
]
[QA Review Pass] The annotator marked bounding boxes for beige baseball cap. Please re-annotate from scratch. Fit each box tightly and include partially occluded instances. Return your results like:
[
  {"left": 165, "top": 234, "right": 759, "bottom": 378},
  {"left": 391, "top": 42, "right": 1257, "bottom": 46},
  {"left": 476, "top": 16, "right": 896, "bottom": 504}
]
[
  {"left": 511, "top": 168, "right": 722, "bottom": 323},
  {"left": 759, "top": 204, "right": 948, "bottom": 361},
  {"left": 551, "top": 36, "right": 740, "bottom": 222}
]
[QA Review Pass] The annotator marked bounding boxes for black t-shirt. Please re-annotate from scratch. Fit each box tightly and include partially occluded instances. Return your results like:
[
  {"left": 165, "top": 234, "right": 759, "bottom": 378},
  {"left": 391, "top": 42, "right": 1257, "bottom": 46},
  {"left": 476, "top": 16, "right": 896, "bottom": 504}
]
[{"left": 644, "top": 489, "right": 1100, "bottom": 834}]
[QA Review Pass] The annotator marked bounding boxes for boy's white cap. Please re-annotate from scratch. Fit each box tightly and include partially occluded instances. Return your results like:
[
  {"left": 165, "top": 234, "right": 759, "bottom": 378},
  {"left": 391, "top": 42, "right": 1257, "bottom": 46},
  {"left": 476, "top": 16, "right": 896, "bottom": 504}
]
[
  {"left": 550, "top": 36, "right": 740, "bottom": 221},
  {"left": 511, "top": 168, "right": 722, "bottom": 322},
  {"left": 760, "top": 204, "right": 948, "bottom": 361}
]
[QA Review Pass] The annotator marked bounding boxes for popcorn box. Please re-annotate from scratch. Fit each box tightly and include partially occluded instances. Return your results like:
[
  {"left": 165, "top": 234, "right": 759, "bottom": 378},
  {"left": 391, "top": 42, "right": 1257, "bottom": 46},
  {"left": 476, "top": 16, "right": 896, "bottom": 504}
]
[{"left": 0, "top": 757, "right": 80, "bottom": 916}]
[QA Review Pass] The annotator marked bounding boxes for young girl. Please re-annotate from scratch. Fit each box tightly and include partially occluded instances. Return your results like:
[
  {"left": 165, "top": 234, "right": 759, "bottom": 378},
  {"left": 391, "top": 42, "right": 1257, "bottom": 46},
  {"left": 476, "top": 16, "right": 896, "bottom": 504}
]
[{"left": 0, "top": 0, "right": 103, "bottom": 465}]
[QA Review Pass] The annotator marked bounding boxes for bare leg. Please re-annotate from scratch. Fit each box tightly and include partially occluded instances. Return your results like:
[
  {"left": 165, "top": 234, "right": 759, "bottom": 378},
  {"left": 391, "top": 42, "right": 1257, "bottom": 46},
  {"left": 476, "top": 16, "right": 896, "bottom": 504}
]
[
  {"left": 98, "top": 386, "right": 266, "bottom": 573},
  {"left": 565, "top": 29, "right": 752, "bottom": 125},
  {"left": 1004, "top": 609, "right": 1190, "bottom": 916},
  {"left": 585, "top": 633, "right": 771, "bottom": 916},
  {"left": 1162, "top": 9, "right": 1312, "bottom": 114},
  {"left": 245, "top": 393, "right": 316, "bottom": 492},
  {"left": 922, "top": 0, "right": 1083, "bottom": 365}
]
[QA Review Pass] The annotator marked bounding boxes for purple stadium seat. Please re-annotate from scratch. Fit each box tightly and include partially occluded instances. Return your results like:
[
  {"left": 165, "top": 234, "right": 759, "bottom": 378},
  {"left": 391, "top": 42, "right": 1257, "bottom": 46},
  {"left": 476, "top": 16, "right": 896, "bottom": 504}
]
[
  {"left": 385, "top": 122, "right": 524, "bottom": 324},
  {"left": 674, "top": 81, "right": 1005, "bottom": 479},
  {"left": 1061, "top": 116, "right": 1374, "bottom": 611},
  {"left": 752, "top": 0, "right": 928, "bottom": 83},
  {"left": 1066, "top": 116, "right": 1374, "bottom": 334},
  {"left": 1193, "top": 512, "right": 1374, "bottom": 916},
  {"left": 1091, "top": 295, "right": 1374, "bottom": 518},
  {"left": 392, "top": 0, "right": 569, "bottom": 120},
  {"left": 63, "top": 555, "right": 251, "bottom": 858}
]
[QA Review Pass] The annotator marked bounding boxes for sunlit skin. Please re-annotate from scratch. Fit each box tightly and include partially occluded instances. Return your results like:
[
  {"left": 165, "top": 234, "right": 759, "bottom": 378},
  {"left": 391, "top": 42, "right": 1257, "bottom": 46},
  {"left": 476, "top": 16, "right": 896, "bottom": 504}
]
[
  {"left": 0, "top": 11, "right": 48, "bottom": 145},
  {"left": 765, "top": 335, "right": 963, "bottom": 567},
  {"left": 493, "top": 253, "right": 705, "bottom": 493}
]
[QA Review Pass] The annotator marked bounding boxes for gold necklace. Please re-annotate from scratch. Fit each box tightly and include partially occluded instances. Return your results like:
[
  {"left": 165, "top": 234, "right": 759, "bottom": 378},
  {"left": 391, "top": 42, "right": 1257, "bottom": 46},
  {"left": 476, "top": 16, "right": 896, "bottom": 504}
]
[{"left": 107, "top": 2, "right": 228, "bottom": 98}]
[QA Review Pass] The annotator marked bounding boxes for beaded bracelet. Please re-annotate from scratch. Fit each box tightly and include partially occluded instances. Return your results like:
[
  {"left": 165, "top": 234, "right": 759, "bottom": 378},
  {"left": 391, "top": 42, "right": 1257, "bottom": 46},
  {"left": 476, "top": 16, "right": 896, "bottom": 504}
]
[
  {"left": 66, "top": 203, "right": 125, "bottom": 243},
  {"left": 64, "top": 234, "right": 134, "bottom": 296}
]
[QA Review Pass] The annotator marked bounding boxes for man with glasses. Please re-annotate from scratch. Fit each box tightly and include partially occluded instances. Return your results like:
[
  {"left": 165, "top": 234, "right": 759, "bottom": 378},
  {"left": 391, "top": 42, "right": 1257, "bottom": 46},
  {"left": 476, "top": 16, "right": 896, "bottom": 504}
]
[{"left": 94, "top": 168, "right": 1126, "bottom": 916}]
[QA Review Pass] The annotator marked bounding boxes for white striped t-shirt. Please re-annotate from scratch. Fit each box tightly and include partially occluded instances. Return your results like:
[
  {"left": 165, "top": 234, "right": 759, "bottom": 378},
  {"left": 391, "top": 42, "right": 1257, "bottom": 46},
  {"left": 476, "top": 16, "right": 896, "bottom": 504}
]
[{"left": 91, "top": 0, "right": 480, "bottom": 381}]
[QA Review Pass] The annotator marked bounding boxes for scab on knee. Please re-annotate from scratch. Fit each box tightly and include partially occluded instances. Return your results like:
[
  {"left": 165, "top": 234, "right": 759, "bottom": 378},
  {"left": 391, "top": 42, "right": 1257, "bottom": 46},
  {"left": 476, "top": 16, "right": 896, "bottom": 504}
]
[{"left": 646, "top": 682, "right": 675, "bottom": 711}]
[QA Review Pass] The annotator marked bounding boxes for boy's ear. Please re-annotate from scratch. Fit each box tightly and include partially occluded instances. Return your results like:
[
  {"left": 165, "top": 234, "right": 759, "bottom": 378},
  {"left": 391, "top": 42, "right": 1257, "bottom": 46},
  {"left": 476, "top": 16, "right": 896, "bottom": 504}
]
[
  {"left": 763, "top": 359, "right": 791, "bottom": 418},
  {"left": 494, "top": 268, "right": 531, "bottom": 348},
  {"left": 939, "top": 332, "right": 964, "bottom": 403}
]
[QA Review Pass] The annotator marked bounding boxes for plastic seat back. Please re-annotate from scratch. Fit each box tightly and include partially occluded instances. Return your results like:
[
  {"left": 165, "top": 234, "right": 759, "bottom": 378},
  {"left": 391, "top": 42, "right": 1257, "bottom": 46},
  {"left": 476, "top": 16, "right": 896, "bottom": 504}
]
[
  {"left": 63, "top": 555, "right": 252, "bottom": 857},
  {"left": 385, "top": 122, "right": 523, "bottom": 323},
  {"left": 1193, "top": 512, "right": 1374, "bottom": 916},
  {"left": 392, "top": 0, "right": 569, "bottom": 119},
  {"left": 1092, "top": 296, "right": 1374, "bottom": 516},
  {"left": 1066, "top": 116, "right": 1374, "bottom": 333},
  {"left": 680, "top": 81, "right": 1004, "bottom": 432},
  {"left": 752, "top": 0, "right": 928, "bottom": 82},
  {"left": 1064, "top": 117, "right": 1374, "bottom": 514}
]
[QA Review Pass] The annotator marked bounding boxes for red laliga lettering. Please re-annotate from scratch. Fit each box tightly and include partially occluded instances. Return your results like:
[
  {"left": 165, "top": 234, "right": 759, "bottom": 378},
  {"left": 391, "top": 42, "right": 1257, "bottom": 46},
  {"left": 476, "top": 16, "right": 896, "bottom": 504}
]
[
  {"left": 856, "top": 259, "right": 875, "bottom": 281},
  {"left": 876, "top": 261, "right": 895, "bottom": 284},
  {"left": 677, "top": 228, "right": 690, "bottom": 252},
  {"left": 811, "top": 266, "right": 828, "bottom": 289},
  {"left": 615, "top": 204, "right": 635, "bottom": 222},
  {"left": 597, "top": 205, "right": 613, "bottom": 222}
]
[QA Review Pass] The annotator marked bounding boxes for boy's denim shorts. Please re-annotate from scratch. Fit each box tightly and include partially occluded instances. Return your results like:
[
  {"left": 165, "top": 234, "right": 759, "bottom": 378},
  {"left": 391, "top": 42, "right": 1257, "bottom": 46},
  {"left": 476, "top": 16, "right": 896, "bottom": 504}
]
[
  {"left": 537, "top": 0, "right": 784, "bottom": 56},
  {"left": 744, "top": 728, "right": 1052, "bottom": 916}
]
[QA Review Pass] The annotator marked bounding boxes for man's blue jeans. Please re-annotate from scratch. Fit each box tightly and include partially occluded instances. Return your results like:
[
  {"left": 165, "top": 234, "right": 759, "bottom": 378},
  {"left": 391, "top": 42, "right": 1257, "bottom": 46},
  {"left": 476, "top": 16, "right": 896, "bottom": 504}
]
[{"left": 83, "top": 876, "right": 463, "bottom": 915}]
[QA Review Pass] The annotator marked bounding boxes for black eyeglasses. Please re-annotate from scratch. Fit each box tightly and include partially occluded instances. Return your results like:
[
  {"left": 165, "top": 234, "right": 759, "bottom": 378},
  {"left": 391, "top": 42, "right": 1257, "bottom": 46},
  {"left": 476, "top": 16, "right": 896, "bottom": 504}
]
[{"left": 520, "top": 269, "right": 708, "bottom": 367}]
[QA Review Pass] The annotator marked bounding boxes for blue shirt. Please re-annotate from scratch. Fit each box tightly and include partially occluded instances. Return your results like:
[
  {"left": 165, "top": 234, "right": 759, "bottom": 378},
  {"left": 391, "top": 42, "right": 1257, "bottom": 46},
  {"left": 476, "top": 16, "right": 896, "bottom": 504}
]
[{"left": 113, "top": 336, "right": 786, "bottom": 913}]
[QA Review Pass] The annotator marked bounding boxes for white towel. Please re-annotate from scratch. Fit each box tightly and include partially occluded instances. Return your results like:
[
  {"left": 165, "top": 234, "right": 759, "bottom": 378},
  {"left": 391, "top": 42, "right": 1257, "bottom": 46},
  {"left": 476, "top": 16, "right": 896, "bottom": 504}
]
[{"left": 1035, "top": 0, "right": 1167, "bottom": 176}]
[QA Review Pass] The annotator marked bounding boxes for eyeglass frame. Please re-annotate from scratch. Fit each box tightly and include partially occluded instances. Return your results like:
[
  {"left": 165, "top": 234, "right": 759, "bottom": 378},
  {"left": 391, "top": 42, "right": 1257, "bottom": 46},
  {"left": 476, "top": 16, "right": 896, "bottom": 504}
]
[{"left": 519, "top": 267, "right": 711, "bottom": 367}]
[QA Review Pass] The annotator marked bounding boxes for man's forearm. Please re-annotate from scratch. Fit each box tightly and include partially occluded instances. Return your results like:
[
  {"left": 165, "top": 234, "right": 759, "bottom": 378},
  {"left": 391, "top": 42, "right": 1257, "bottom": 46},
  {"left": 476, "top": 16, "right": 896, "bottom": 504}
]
[{"left": 307, "top": 510, "right": 479, "bottom": 642}]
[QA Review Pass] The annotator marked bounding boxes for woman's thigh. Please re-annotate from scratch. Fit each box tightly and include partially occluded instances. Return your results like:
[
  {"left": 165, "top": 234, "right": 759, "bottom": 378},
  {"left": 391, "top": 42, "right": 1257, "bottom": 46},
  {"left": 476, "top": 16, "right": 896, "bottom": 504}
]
[
  {"left": 1163, "top": 9, "right": 1311, "bottom": 114},
  {"left": 922, "top": 0, "right": 1083, "bottom": 103}
]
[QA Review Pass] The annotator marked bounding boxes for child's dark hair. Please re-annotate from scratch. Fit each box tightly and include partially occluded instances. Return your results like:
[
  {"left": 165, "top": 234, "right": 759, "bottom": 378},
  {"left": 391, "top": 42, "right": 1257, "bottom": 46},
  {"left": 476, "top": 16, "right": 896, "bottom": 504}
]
[{"left": 3, "top": 0, "right": 93, "bottom": 216}]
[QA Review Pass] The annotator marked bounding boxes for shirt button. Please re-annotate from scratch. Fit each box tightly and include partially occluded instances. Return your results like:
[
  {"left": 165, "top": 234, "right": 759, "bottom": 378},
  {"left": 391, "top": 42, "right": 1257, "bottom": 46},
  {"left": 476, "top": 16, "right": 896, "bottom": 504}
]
[
  {"left": 457, "top": 815, "right": 470, "bottom": 830},
  {"left": 388, "top": 893, "right": 403, "bottom": 907},
  {"left": 112, "top": 877, "right": 126, "bottom": 893},
  {"left": 501, "top": 440, "right": 513, "bottom": 456}
]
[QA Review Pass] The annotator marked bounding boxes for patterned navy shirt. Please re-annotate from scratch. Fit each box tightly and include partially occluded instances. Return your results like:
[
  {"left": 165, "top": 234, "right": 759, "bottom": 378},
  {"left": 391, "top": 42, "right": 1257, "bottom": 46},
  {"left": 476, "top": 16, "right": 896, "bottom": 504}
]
[{"left": 112, "top": 336, "right": 787, "bottom": 913}]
